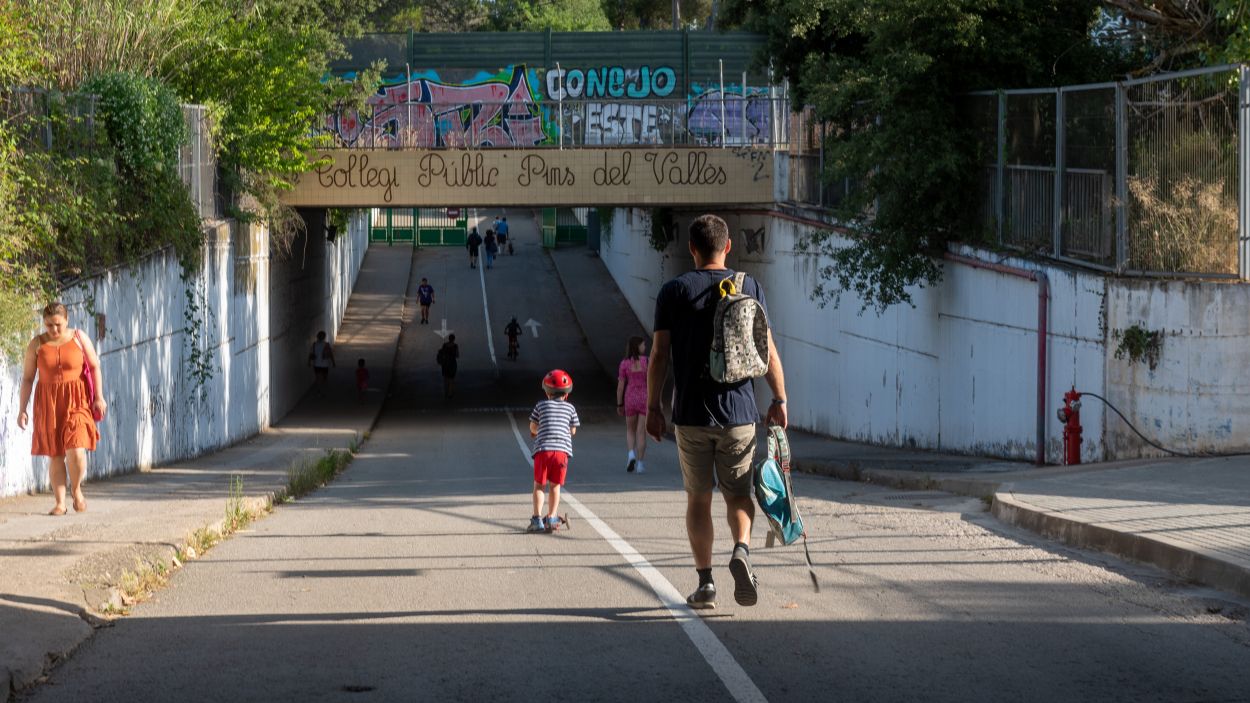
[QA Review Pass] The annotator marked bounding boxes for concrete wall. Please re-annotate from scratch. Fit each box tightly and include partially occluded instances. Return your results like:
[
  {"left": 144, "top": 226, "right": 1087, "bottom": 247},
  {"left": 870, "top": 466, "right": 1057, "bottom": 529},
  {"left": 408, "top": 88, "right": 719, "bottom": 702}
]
[
  {"left": 1105, "top": 279, "right": 1250, "bottom": 457},
  {"left": 0, "top": 212, "right": 370, "bottom": 498},
  {"left": 599, "top": 207, "right": 1111, "bottom": 463}
]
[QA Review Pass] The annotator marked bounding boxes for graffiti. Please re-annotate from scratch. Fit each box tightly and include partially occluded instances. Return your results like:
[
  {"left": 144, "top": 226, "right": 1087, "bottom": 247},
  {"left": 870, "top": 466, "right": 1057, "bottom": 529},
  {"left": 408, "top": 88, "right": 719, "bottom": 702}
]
[
  {"left": 546, "top": 66, "right": 677, "bottom": 100},
  {"left": 743, "top": 226, "right": 765, "bottom": 254},
  {"left": 329, "top": 66, "right": 551, "bottom": 148},
  {"left": 584, "top": 103, "right": 664, "bottom": 145},
  {"left": 687, "top": 90, "right": 773, "bottom": 146}
]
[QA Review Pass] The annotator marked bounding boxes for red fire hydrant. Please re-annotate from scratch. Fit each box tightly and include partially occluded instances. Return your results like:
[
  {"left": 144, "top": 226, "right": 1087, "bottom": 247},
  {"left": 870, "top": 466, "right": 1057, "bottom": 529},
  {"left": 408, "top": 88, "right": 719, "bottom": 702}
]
[{"left": 1057, "top": 388, "right": 1083, "bottom": 465}]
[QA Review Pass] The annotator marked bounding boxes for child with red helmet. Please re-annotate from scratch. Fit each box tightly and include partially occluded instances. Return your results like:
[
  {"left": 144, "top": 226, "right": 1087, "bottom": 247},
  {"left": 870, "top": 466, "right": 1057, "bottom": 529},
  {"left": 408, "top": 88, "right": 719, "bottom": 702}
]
[{"left": 527, "top": 369, "right": 580, "bottom": 532}]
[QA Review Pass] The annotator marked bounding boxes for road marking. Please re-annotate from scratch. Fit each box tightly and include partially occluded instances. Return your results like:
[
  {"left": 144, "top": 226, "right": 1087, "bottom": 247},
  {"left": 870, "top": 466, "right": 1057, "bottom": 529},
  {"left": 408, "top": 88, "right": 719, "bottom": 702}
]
[
  {"left": 505, "top": 413, "right": 767, "bottom": 703},
  {"left": 473, "top": 208, "right": 499, "bottom": 372},
  {"left": 434, "top": 319, "right": 453, "bottom": 339},
  {"left": 524, "top": 318, "right": 542, "bottom": 338}
]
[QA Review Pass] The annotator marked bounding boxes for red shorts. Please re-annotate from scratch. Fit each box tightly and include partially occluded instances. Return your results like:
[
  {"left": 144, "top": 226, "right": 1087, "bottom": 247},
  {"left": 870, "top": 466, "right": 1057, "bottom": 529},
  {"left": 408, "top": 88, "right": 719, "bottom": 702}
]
[{"left": 533, "top": 450, "right": 569, "bottom": 486}]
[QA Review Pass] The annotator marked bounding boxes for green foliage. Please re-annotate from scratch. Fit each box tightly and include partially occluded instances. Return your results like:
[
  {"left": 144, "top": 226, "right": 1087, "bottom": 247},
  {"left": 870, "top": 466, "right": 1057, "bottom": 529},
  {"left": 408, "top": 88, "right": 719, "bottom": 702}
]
[
  {"left": 1114, "top": 324, "right": 1162, "bottom": 370},
  {"left": 605, "top": 0, "right": 712, "bottom": 29},
  {"left": 730, "top": 0, "right": 1127, "bottom": 311},
  {"left": 488, "top": 0, "right": 611, "bottom": 31},
  {"left": 0, "top": 3, "right": 43, "bottom": 84},
  {"left": 81, "top": 72, "right": 185, "bottom": 179}
]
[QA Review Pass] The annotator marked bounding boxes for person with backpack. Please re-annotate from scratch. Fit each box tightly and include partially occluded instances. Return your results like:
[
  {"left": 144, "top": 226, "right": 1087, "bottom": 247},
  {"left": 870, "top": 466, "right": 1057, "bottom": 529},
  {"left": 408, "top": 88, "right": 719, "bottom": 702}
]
[
  {"left": 504, "top": 317, "right": 523, "bottom": 360},
  {"left": 646, "top": 214, "right": 788, "bottom": 611},
  {"left": 436, "top": 334, "right": 459, "bottom": 398},
  {"left": 466, "top": 227, "right": 483, "bottom": 269}
]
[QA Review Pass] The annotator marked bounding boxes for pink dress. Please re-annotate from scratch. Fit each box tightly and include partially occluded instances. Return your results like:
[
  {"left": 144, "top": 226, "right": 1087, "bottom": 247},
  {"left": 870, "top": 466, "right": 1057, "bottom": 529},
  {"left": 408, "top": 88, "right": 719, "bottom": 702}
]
[{"left": 618, "top": 356, "right": 649, "bottom": 417}]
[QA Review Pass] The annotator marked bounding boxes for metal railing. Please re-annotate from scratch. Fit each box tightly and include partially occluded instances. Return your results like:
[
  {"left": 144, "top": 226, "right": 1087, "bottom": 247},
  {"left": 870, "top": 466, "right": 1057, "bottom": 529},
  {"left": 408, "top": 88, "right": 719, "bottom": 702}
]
[
  {"left": 969, "top": 65, "right": 1244, "bottom": 277},
  {"left": 318, "top": 97, "right": 791, "bottom": 149}
]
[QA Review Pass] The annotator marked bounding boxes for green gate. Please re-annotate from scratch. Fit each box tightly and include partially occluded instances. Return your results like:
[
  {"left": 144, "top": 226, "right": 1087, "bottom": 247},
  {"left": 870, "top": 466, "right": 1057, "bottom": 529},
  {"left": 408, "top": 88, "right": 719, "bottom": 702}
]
[
  {"left": 541, "top": 207, "right": 557, "bottom": 249},
  {"left": 370, "top": 207, "right": 416, "bottom": 244},
  {"left": 371, "top": 207, "right": 466, "bottom": 245},
  {"left": 418, "top": 208, "right": 468, "bottom": 245},
  {"left": 556, "top": 207, "right": 589, "bottom": 244}
]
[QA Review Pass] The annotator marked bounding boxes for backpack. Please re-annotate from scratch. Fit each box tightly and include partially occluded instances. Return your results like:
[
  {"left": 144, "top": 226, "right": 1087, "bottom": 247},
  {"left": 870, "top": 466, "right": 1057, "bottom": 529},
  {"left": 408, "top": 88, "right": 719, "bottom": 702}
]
[
  {"left": 709, "top": 271, "right": 770, "bottom": 384},
  {"left": 436, "top": 345, "right": 448, "bottom": 366},
  {"left": 753, "top": 425, "right": 820, "bottom": 591}
]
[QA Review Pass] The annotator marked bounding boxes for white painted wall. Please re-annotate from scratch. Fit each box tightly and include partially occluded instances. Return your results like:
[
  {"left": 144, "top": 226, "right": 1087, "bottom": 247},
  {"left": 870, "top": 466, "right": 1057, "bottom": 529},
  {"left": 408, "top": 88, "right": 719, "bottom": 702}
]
[
  {"left": 0, "top": 212, "right": 370, "bottom": 498},
  {"left": 1105, "top": 279, "right": 1250, "bottom": 457},
  {"left": 599, "top": 207, "right": 1111, "bottom": 463}
]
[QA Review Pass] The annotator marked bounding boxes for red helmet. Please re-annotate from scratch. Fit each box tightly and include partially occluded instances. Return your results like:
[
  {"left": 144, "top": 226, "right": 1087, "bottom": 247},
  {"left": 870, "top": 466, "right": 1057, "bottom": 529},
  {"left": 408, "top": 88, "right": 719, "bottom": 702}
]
[{"left": 542, "top": 369, "right": 573, "bottom": 394}]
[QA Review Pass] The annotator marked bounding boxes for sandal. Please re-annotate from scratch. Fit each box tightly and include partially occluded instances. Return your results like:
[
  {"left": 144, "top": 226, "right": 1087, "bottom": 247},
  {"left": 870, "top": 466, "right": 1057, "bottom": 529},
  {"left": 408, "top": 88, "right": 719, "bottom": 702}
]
[{"left": 48, "top": 506, "right": 67, "bottom": 516}]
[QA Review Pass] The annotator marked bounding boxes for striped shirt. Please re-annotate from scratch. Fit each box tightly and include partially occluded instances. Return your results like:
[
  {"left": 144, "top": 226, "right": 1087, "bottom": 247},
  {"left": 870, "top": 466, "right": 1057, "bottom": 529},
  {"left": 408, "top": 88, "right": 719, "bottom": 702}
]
[{"left": 530, "top": 399, "right": 580, "bottom": 457}]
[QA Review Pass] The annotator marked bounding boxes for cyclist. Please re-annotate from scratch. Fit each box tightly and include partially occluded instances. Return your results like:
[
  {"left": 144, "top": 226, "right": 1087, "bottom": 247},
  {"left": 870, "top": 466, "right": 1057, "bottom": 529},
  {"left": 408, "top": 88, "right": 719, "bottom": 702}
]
[{"left": 505, "top": 317, "right": 523, "bottom": 360}]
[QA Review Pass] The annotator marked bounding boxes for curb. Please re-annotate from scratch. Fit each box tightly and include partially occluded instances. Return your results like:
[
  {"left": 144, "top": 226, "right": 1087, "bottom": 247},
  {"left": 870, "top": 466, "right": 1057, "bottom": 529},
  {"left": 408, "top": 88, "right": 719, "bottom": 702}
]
[
  {"left": 793, "top": 456, "right": 1004, "bottom": 501},
  {"left": 991, "top": 491, "right": 1250, "bottom": 601}
]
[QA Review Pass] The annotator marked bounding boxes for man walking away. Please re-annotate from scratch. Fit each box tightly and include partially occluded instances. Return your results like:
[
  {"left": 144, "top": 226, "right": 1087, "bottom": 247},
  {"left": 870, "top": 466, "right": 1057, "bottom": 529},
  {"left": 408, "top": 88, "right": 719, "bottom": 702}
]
[
  {"left": 646, "top": 214, "right": 788, "bottom": 610},
  {"left": 418, "top": 278, "right": 435, "bottom": 325}
]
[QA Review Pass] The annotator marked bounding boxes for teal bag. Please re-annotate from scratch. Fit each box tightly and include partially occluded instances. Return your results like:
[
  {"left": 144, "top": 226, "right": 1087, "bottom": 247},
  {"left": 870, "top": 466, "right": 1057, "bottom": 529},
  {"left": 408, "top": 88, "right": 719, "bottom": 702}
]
[{"left": 753, "top": 426, "right": 820, "bottom": 591}]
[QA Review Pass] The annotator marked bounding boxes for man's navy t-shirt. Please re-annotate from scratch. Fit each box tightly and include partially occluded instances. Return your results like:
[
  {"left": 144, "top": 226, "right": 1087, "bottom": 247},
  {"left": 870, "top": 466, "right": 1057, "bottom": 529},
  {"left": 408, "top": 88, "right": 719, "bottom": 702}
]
[
  {"left": 654, "top": 268, "right": 766, "bottom": 427},
  {"left": 418, "top": 284, "right": 434, "bottom": 305}
]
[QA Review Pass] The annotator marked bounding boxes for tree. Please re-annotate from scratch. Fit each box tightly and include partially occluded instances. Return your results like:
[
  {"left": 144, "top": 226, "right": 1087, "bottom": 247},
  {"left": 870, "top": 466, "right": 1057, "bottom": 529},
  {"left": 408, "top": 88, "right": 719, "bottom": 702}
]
[
  {"left": 488, "top": 0, "right": 611, "bottom": 31},
  {"left": 1099, "top": 1, "right": 1249, "bottom": 71},
  {"left": 728, "top": 0, "right": 1129, "bottom": 310},
  {"left": 605, "top": 0, "right": 712, "bottom": 29}
]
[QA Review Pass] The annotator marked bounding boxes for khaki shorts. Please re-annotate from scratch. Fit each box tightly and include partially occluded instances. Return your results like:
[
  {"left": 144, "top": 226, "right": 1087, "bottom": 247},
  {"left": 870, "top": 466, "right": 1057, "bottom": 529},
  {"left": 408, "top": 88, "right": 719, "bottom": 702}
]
[{"left": 674, "top": 424, "right": 758, "bottom": 497}]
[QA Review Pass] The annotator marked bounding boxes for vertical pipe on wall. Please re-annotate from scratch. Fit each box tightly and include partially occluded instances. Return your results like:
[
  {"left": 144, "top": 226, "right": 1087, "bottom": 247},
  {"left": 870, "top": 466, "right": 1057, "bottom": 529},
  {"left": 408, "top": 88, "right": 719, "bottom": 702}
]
[
  {"left": 556, "top": 62, "right": 564, "bottom": 150},
  {"left": 742, "top": 70, "right": 748, "bottom": 144},
  {"left": 406, "top": 63, "right": 412, "bottom": 149}
]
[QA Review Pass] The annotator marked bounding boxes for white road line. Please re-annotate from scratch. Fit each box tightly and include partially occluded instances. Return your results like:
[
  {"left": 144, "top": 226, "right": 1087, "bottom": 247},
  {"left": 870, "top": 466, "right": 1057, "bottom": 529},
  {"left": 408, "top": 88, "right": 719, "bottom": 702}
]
[
  {"left": 505, "top": 413, "right": 767, "bottom": 703},
  {"left": 472, "top": 208, "right": 499, "bottom": 371}
]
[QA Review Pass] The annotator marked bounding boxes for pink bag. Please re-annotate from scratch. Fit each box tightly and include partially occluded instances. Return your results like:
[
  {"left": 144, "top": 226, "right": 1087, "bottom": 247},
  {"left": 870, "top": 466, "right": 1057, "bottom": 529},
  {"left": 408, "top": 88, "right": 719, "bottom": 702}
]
[{"left": 73, "top": 331, "right": 104, "bottom": 422}]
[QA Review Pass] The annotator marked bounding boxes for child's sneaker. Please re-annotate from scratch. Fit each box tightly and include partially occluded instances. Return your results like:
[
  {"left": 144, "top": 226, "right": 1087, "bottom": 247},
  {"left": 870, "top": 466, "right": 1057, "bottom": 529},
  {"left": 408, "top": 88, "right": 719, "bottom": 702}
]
[
  {"left": 544, "top": 516, "right": 562, "bottom": 532},
  {"left": 526, "top": 516, "right": 544, "bottom": 533}
]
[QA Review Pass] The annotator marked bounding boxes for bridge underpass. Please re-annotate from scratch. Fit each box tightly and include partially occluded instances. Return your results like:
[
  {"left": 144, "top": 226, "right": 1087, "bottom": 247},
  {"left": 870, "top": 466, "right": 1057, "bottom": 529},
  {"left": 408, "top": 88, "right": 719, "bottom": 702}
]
[{"left": 28, "top": 204, "right": 1250, "bottom": 702}]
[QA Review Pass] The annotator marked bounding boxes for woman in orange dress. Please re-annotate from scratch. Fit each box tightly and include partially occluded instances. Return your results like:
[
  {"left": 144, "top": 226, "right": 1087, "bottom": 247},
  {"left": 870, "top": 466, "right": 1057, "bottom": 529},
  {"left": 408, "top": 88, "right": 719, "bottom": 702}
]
[{"left": 16, "top": 303, "right": 107, "bottom": 516}]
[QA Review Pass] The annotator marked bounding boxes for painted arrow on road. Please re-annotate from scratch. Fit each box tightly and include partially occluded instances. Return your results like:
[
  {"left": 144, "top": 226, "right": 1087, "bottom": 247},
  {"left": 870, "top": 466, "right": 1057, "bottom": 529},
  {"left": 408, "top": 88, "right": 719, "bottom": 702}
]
[
  {"left": 524, "top": 319, "right": 542, "bottom": 338},
  {"left": 434, "top": 319, "right": 454, "bottom": 339}
]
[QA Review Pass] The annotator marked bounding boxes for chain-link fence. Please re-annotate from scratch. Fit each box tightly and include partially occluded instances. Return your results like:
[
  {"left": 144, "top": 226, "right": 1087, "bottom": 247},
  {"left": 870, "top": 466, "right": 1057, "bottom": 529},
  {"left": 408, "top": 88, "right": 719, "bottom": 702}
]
[
  {"left": 180, "top": 105, "right": 219, "bottom": 220},
  {"left": 970, "top": 65, "right": 1244, "bottom": 277}
]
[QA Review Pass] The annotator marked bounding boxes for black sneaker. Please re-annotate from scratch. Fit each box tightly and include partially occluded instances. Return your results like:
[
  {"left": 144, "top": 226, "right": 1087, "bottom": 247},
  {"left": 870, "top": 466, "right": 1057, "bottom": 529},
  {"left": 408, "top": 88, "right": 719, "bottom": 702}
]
[
  {"left": 729, "top": 545, "right": 759, "bottom": 606},
  {"left": 686, "top": 583, "right": 717, "bottom": 610},
  {"left": 626, "top": 458, "right": 636, "bottom": 473}
]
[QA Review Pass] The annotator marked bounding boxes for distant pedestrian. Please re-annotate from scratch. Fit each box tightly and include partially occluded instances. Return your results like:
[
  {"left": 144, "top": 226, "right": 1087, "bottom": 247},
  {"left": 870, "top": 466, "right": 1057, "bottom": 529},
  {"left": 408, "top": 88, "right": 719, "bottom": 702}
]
[
  {"left": 436, "top": 334, "right": 459, "bottom": 398},
  {"left": 16, "top": 303, "right": 106, "bottom": 516},
  {"left": 417, "top": 278, "right": 435, "bottom": 325},
  {"left": 617, "top": 335, "right": 650, "bottom": 473},
  {"left": 355, "top": 358, "right": 370, "bottom": 401},
  {"left": 484, "top": 229, "right": 499, "bottom": 270},
  {"left": 498, "top": 217, "right": 512, "bottom": 254},
  {"left": 527, "top": 369, "right": 580, "bottom": 533},
  {"left": 308, "top": 331, "right": 336, "bottom": 393},
  {"left": 504, "top": 317, "right": 522, "bottom": 360},
  {"left": 467, "top": 228, "right": 483, "bottom": 269},
  {"left": 647, "top": 214, "right": 789, "bottom": 610}
]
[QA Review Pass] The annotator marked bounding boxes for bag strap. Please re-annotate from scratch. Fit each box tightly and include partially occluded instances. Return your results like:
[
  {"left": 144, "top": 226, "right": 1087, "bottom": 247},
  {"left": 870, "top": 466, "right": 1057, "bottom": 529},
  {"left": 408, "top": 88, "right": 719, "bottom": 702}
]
[
  {"left": 768, "top": 425, "right": 791, "bottom": 473},
  {"left": 769, "top": 425, "right": 819, "bottom": 591}
]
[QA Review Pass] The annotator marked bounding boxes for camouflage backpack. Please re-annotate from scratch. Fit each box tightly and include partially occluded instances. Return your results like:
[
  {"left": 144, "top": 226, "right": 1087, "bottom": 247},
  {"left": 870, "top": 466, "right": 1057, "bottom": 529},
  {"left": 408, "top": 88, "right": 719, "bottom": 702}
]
[{"left": 709, "top": 271, "right": 770, "bottom": 384}]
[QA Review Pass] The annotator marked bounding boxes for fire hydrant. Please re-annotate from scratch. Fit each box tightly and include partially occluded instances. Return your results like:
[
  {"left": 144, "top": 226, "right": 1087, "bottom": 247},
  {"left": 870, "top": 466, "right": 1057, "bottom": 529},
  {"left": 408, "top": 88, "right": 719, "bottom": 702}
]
[{"left": 1057, "top": 388, "right": 1083, "bottom": 465}]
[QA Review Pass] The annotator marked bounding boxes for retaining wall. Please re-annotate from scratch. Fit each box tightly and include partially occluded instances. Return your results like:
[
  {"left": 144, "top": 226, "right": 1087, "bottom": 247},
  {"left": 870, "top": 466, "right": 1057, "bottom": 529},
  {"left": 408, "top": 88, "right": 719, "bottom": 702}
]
[{"left": 0, "top": 212, "right": 369, "bottom": 497}]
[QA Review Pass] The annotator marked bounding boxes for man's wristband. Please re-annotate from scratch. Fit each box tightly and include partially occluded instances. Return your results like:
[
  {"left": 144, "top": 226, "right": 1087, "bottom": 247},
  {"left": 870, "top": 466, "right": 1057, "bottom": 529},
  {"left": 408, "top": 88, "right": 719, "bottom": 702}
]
[{"left": 770, "top": 398, "right": 786, "bottom": 406}]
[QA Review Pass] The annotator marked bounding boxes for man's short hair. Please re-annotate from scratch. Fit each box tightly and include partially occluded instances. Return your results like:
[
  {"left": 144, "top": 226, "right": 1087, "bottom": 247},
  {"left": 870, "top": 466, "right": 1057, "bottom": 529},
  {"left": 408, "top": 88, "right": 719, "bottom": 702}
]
[{"left": 689, "top": 215, "right": 729, "bottom": 258}]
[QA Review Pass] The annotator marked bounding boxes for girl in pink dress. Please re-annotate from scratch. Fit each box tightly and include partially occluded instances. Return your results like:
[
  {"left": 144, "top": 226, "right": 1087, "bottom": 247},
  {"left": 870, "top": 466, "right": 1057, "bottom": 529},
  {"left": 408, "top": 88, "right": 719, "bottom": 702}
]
[{"left": 616, "top": 336, "right": 650, "bottom": 473}]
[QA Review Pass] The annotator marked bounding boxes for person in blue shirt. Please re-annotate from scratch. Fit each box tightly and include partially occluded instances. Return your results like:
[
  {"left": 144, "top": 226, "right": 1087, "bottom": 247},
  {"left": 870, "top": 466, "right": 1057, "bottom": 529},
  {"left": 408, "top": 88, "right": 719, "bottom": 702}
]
[
  {"left": 646, "top": 214, "right": 789, "bottom": 610},
  {"left": 417, "top": 278, "right": 435, "bottom": 325}
]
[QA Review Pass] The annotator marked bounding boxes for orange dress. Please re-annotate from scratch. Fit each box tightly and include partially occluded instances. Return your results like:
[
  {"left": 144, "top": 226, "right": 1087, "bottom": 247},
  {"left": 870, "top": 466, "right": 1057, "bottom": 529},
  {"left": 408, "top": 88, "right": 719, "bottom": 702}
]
[{"left": 31, "top": 335, "right": 100, "bottom": 456}]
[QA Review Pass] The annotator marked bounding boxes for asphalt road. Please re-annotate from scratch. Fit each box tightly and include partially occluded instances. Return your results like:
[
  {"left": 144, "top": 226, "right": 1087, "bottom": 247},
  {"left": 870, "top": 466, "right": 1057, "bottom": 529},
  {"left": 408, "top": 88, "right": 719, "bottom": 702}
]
[{"left": 24, "top": 211, "right": 1250, "bottom": 702}]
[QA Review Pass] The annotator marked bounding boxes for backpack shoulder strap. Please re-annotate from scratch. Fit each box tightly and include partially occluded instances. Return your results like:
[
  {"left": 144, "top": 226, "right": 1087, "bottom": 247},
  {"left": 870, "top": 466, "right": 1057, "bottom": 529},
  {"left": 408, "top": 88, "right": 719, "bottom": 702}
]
[{"left": 732, "top": 271, "right": 746, "bottom": 292}]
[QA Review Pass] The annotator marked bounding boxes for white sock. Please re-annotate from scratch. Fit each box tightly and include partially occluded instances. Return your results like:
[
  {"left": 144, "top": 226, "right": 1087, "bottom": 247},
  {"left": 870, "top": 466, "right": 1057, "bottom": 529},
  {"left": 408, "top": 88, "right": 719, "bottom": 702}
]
[{"left": 628, "top": 450, "right": 636, "bottom": 460}]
